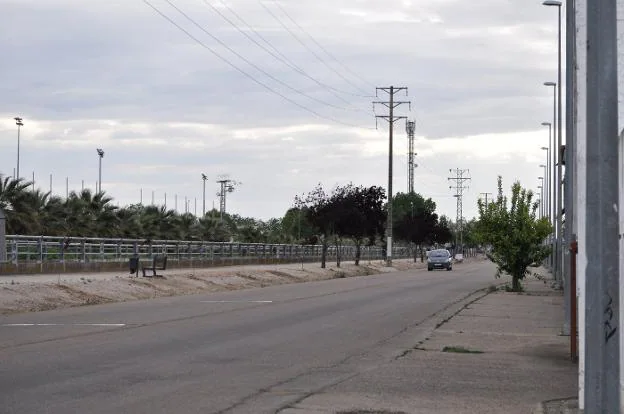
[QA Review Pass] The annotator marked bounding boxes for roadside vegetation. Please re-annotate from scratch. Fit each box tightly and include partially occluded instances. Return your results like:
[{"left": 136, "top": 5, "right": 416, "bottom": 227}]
[
  {"left": 474, "top": 176, "right": 552, "bottom": 292},
  {"left": 0, "top": 174, "right": 455, "bottom": 266}
]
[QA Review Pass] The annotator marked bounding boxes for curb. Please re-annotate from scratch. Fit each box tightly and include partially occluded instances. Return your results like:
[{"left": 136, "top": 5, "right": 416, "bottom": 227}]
[{"left": 532, "top": 397, "right": 579, "bottom": 414}]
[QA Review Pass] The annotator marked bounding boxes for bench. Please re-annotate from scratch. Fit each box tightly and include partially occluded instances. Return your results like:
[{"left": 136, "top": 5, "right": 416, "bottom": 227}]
[
  {"left": 128, "top": 255, "right": 168, "bottom": 277},
  {"left": 141, "top": 255, "right": 168, "bottom": 277}
]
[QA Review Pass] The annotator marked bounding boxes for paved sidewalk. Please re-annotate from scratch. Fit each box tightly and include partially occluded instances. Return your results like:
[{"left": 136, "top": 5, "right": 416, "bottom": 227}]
[{"left": 281, "top": 269, "right": 578, "bottom": 413}]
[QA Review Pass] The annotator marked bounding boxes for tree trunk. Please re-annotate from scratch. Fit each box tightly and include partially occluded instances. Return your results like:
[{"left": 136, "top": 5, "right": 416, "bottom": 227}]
[
  {"left": 355, "top": 242, "right": 361, "bottom": 266},
  {"left": 512, "top": 276, "right": 521, "bottom": 292},
  {"left": 413, "top": 243, "right": 417, "bottom": 263},
  {"left": 321, "top": 238, "right": 327, "bottom": 269},
  {"left": 335, "top": 237, "right": 341, "bottom": 268}
]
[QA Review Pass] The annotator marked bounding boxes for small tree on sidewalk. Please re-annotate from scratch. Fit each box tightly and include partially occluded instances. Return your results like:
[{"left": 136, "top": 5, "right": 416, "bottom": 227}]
[{"left": 475, "top": 176, "right": 551, "bottom": 291}]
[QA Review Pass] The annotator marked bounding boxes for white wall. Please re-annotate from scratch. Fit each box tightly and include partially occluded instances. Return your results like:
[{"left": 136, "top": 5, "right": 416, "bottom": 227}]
[
  {"left": 574, "top": 0, "right": 586, "bottom": 408},
  {"left": 618, "top": 1, "right": 624, "bottom": 411}
]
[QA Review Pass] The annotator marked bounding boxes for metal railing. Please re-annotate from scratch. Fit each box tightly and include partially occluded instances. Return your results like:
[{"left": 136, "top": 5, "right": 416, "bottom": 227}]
[{"left": 0, "top": 235, "right": 415, "bottom": 275}]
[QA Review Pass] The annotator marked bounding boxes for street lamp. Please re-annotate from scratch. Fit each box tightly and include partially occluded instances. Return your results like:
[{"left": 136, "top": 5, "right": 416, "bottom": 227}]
[
  {"left": 14, "top": 117, "right": 23, "bottom": 179},
  {"left": 541, "top": 122, "right": 552, "bottom": 223},
  {"left": 538, "top": 177, "right": 544, "bottom": 218},
  {"left": 543, "top": 0, "right": 562, "bottom": 283},
  {"left": 96, "top": 148, "right": 104, "bottom": 193},
  {"left": 537, "top": 188, "right": 543, "bottom": 219},
  {"left": 201, "top": 173, "right": 208, "bottom": 217},
  {"left": 540, "top": 163, "right": 548, "bottom": 219}
]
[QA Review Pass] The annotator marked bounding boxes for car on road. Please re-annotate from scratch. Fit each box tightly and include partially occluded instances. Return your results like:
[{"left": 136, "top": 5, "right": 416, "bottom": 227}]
[{"left": 427, "top": 249, "right": 453, "bottom": 271}]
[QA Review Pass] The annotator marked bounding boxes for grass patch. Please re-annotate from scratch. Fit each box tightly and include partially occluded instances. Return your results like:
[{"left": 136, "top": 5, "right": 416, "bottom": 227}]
[
  {"left": 487, "top": 284, "right": 498, "bottom": 293},
  {"left": 442, "top": 346, "right": 484, "bottom": 354}
]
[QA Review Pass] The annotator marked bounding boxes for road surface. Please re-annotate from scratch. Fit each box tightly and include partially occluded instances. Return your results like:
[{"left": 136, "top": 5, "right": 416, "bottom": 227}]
[{"left": 0, "top": 260, "right": 496, "bottom": 414}]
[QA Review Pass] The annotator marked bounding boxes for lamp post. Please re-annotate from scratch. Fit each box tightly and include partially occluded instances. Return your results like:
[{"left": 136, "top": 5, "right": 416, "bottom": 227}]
[
  {"left": 14, "top": 117, "right": 23, "bottom": 179},
  {"left": 541, "top": 146, "right": 551, "bottom": 221},
  {"left": 201, "top": 173, "right": 208, "bottom": 217},
  {"left": 541, "top": 122, "right": 552, "bottom": 222},
  {"left": 96, "top": 148, "right": 104, "bottom": 193},
  {"left": 540, "top": 164, "right": 548, "bottom": 218},
  {"left": 538, "top": 179, "right": 544, "bottom": 218},
  {"left": 543, "top": 0, "right": 563, "bottom": 283},
  {"left": 543, "top": 81, "right": 558, "bottom": 278}
]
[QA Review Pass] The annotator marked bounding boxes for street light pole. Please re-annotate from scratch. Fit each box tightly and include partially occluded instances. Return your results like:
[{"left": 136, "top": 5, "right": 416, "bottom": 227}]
[
  {"left": 538, "top": 178, "right": 544, "bottom": 217},
  {"left": 201, "top": 173, "right": 208, "bottom": 217},
  {"left": 543, "top": 0, "right": 563, "bottom": 284},
  {"left": 543, "top": 82, "right": 557, "bottom": 277},
  {"left": 541, "top": 122, "right": 552, "bottom": 222},
  {"left": 96, "top": 148, "right": 104, "bottom": 193},
  {"left": 14, "top": 117, "right": 23, "bottom": 179}
]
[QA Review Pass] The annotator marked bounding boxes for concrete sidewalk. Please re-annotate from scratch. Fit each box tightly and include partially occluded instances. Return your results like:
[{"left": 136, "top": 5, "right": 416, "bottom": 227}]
[{"left": 281, "top": 269, "right": 578, "bottom": 413}]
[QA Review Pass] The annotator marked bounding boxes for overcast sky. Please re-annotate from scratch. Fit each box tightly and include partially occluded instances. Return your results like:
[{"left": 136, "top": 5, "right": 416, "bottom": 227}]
[{"left": 0, "top": 0, "right": 562, "bottom": 222}]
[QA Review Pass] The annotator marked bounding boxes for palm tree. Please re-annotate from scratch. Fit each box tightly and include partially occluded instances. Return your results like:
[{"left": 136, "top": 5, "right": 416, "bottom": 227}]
[
  {"left": 198, "top": 214, "right": 231, "bottom": 242},
  {"left": 42, "top": 195, "right": 68, "bottom": 236},
  {"left": 0, "top": 175, "right": 36, "bottom": 234}
]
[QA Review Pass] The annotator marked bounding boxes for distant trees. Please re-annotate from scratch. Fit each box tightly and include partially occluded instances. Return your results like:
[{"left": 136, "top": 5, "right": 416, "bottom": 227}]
[
  {"left": 0, "top": 174, "right": 290, "bottom": 243},
  {"left": 474, "top": 176, "right": 552, "bottom": 291},
  {"left": 391, "top": 192, "right": 453, "bottom": 259},
  {"left": 297, "top": 183, "right": 386, "bottom": 268},
  {"left": 0, "top": 172, "right": 456, "bottom": 266}
]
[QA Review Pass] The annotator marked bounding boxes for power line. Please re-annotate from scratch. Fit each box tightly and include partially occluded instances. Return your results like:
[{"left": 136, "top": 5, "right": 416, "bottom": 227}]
[
  {"left": 373, "top": 86, "right": 410, "bottom": 266},
  {"left": 405, "top": 120, "right": 417, "bottom": 193},
  {"left": 259, "top": 1, "right": 372, "bottom": 98},
  {"left": 143, "top": 0, "right": 372, "bottom": 129},
  {"left": 448, "top": 168, "right": 471, "bottom": 253},
  {"left": 213, "top": 0, "right": 369, "bottom": 107},
  {"left": 271, "top": 0, "right": 375, "bottom": 90},
  {"left": 163, "top": 0, "right": 353, "bottom": 112}
]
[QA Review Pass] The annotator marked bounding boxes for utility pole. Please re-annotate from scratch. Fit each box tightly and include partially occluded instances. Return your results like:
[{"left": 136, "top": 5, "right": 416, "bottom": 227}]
[
  {"left": 584, "top": 0, "right": 620, "bottom": 411},
  {"left": 479, "top": 192, "right": 492, "bottom": 208},
  {"left": 216, "top": 176, "right": 239, "bottom": 220},
  {"left": 562, "top": 0, "right": 577, "bottom": 340},
  {"left": 448, "top": 169, "right": 471, "bottom": 255},
  {"left": 373, "top": 86, "right": 410, "bottom": 266},
  {"left": 405, "top": 120, "right": 417, "bottom": 193}
]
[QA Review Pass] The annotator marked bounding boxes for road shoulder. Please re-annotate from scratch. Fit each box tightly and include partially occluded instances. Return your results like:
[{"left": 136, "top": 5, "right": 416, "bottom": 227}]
[{"left": 280, "top": 269, "right": 578, "bottom": 414}]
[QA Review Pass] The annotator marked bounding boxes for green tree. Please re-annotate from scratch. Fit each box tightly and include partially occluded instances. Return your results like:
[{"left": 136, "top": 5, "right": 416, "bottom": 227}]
[
  {"left": 475, "top": 176, "right": 552, "bottom": 291},
  {"left": 0, "top": 175, "right": 36, "bottom": 234},
  {"left": 281, "top": 206, "right": 317, "bottom": 244},
  {"left": 433, "top": 215, "right": 453, "bottom": 245},
  {"left": 300, "top": 184, "right": 334, "bottom": 268},
  {"left": 333, "top": 184, "right": 386, "bottom": 266}
]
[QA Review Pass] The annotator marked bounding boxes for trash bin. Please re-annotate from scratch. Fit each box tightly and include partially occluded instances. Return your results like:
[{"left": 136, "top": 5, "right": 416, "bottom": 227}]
[{"left": 129, "top": 257, "right": 139, "bottom": 275}]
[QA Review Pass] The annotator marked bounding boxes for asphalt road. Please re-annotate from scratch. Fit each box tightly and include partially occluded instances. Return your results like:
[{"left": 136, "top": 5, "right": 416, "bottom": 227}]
[{"left": 0, "top": 260, "right": 497, "bottom": 414}]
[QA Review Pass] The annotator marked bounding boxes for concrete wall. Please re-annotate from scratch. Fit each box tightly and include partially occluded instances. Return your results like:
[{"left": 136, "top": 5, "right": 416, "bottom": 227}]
[{"left": 574, "top": 0, "right": 587, "bottom": 407}]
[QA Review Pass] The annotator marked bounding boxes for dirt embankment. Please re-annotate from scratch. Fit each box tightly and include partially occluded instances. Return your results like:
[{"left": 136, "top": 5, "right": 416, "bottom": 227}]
[{"left": 0, "top": 259, "right": 437, "bottom": 315}]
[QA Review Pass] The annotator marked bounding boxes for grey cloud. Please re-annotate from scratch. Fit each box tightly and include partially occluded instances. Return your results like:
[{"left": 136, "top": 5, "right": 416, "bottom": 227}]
[{"left": 0, "top": 0, "right": 560, "bottom": 220}]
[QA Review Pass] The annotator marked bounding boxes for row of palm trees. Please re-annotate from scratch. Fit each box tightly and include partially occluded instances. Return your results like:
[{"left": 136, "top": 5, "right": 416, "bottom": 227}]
[{"left": 0, "top": 175, "right": 292, "bottom": 243}]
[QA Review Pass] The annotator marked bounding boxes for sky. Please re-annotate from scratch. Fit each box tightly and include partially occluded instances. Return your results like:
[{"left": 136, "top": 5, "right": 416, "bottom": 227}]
[{"left": 0, "top": 0, "right": 563, "bottom": 222}]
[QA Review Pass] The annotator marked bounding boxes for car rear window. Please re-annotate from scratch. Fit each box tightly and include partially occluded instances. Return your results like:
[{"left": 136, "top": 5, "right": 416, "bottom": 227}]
[{"left": 430, "top": 250, "right": 449, "bottom": 257}]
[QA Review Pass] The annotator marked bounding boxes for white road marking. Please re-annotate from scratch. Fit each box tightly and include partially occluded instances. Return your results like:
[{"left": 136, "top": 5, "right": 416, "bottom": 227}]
[
  {"left": 200, "top": 300, "right": 273, "bottom": 303},
  {"left": 1, "top": 323, "right": 126, "bottom": 327}
]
